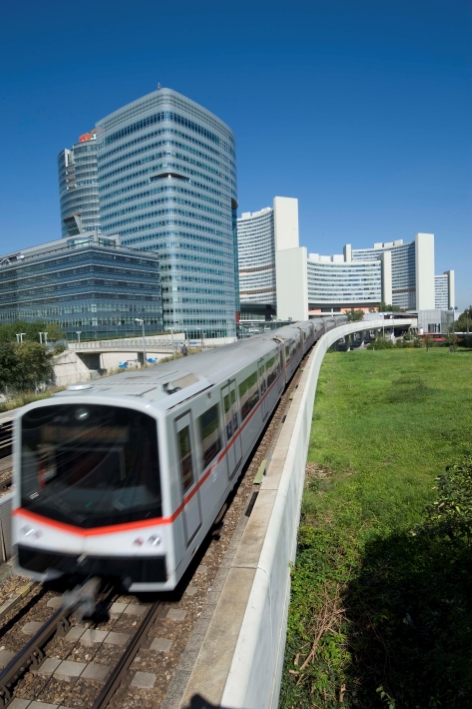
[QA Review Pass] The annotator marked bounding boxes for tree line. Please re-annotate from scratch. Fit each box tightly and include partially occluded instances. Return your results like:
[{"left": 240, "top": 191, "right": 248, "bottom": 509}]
[
  {"left": 0, "top": 341, "right": 54, "bottom": 393},
  {"left": 0, "top": 321, "right": 62, "bottom": 394},
  {"left": 0, "top": 320, "right": 63, "bottom": 343}
]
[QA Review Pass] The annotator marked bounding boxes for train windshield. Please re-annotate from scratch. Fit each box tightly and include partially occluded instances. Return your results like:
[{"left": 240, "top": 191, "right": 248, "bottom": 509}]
[{"left": 20, "top": 404, "right": 161, "bottom": 528}]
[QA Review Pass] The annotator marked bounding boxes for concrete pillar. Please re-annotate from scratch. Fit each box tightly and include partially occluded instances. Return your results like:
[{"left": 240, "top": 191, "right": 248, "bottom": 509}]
[{"left": 415, "top": 232, "right": 435, "bottom": 309}]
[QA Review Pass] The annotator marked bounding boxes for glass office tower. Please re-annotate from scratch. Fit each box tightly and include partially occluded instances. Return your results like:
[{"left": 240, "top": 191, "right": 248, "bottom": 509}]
[
  {"left": 96, "top": 88, "right": 238, "bottom": 337},
  {"left": 58, "top": 131, "right": 101, "bottom": 237}
]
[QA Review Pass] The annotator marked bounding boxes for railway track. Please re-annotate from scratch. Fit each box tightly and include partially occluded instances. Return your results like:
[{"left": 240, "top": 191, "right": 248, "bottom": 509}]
[
  {"left": 0, "top": 578, "right": 162, "bottom": 709},
  {"left": 0, "top": 352, "right": 309, "bottom": 709},
  {"left": 0, "top": 423, "right": 12, "bottom": 458},
  {"left": 0, "top": 477, "right": 12, "bottom": 496}
]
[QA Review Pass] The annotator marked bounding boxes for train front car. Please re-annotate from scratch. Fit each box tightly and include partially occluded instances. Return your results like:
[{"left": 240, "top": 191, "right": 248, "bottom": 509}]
[{"left": 13, "top": 399, "right": 169, "bottom": 590}]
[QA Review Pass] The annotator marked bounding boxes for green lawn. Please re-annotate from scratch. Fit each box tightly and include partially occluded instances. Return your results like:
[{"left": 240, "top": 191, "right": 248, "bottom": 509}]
[{"left": 280, "top": 348, "right": 472, "bottom": 709}]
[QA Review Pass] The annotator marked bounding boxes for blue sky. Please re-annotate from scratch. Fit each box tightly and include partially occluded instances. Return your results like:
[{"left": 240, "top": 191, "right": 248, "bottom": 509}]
[{"left": 1, "top": 0, "right": 470, "bottom": 309}]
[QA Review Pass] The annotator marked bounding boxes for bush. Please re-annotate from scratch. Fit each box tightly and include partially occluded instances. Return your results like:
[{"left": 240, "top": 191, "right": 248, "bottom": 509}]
[
  {"left": 423, "top": 454, "right": 472, "bottom": 543},
  {"left": 367, "top": 338, "right": 394, "bottom": 350}
]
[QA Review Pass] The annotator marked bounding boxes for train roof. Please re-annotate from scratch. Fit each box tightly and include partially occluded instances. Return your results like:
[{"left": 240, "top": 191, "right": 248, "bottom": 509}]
[{"left": 52, "top": 322, "right": 310, "bottom": 413}]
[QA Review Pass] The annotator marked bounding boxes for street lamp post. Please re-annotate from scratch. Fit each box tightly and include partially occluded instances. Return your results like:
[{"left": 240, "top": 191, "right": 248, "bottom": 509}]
[
  {"left": 76, "top": 331, "right": 82, "bottom": 345},
  {"left": 135, "top": 319, "right": 147, "bottom": 367}
]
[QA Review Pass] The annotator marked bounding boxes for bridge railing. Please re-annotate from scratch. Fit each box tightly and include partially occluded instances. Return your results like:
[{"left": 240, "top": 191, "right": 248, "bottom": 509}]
[{"left": 69, "top": 338, "right": 180, "bottom": 351}]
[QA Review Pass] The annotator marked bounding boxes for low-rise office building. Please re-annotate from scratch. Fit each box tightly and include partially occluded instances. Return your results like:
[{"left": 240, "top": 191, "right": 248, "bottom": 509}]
[{"left": 0, "top": 232, "right": 162, "bottom": 339}]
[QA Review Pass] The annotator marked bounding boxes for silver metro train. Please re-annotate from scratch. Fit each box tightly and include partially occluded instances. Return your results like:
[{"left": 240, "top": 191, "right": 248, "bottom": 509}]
[{"left": 13, "top": 317, "right": 347, "bottom": 591}]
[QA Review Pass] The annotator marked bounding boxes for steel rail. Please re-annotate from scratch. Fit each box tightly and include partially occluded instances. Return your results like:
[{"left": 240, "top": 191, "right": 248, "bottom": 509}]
[
  {"left": 91, "top": 601, "right": 161, "bottom": 709},
  {"left": 0, "top": 605, "right": 72, "bottom": 708}
]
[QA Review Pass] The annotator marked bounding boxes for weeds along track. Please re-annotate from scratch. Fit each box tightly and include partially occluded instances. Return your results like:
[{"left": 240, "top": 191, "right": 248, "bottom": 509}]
[{"left": 0, "top": 355, "right": 308, "bottom": 709}]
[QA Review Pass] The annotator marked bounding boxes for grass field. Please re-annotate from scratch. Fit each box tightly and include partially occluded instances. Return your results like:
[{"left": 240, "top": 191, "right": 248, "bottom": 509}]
[{"left": 280, "top": 348, "right": 472, "bottom": 709}]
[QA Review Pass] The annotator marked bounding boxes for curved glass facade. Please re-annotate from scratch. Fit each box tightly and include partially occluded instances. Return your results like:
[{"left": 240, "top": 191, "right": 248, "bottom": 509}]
[
  {"left": 307, "top": 259, "right": 382, "bottom": 309},
  {"left": 58, "top": 136, "right": 100, "bottom": 237},
  {"left": 237, "top": 208, "right": 276, "bottom": 306},
  {"left": 352, "top": 240, "right": 416, "bottom": 309},
  {"left": 96, "top": 88, "right": 237, "bottom": 337}
]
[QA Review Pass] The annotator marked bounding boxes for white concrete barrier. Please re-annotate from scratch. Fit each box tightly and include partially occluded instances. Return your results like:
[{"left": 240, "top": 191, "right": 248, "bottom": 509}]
[{"left": 220, "top": 319, "right": 412, "bottom": 709}]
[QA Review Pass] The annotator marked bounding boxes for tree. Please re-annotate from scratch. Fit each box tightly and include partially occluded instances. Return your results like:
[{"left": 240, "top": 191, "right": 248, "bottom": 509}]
[
  {"left": 0, "top": 320, "right": 63, "bottom": 344},
  {"left": 445, "top": 327, "right": 458, "bottom": 353},
  {"left": 454, "top": 306, "right": 472, "bottom": 333},
  {"left": 0, "top": 342, "right": 54, "bottom": 392},
  {"left": 0, "top": 343, "right": 20, "bottom": 390},
  {"left": 15, "top": 342, "right": 55, "bottom": 391},
  {"left": 378, "top": 301, "right": 401, "bottom": 313},
  {"left": 423, "top": 334, "right": 435, "bottom": 351},
  {"left": 347, "top": 309, "right": 365, "bottom": 322}
]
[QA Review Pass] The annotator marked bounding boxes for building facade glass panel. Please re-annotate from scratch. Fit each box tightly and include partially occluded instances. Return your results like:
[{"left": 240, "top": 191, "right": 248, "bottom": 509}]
[
  {"left": 237, "top": 208, "right": 276, "bottom": 306},
  {"left": 435, "top": 274, "right": 449, "bottom": 309},
  {"left": 0, "top": 233, "right": 162, "bottom": 339},
  {"left": 307, "top": 260, "right": 382, "bottom": 309},
  {"left": 58, "top": 133, "right": 101, "bottom": 237},
  {"left": 96, "top": 88, "right": 238, "bottom": 338},
  {"left": 352, "top": 240, "right": 416, "bottom": 308}
]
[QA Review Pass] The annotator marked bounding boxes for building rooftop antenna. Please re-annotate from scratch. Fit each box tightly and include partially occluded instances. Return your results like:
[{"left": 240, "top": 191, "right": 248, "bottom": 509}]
[{"left": 157, "top": 82, "right": 161, "bottom": 90}]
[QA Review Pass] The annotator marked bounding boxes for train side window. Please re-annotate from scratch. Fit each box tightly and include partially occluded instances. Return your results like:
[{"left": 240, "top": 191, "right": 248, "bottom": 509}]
[
  {"left": 239, "top": 371, "right": 259, "bottom": 421},
  {"left": 285, "top": 343, "right": 290, "bottom": 359},
  {"left": 177, "top": 425, "right": 194, "bottom": 493},
  {"left": 266, "top": 355, "right": 277, "bottom": 386},
  {"left": 198, "top": 404, "right": 221, "bottom": 469},
  {"left": 258, "top": 360, "right": 267, "bottom": 395}
]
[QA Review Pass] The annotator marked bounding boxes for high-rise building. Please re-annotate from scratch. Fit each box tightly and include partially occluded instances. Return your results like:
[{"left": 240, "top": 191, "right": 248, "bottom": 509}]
[
  {"left": 94, "top": 87, "right": 238, "bottom": 337},
  {"left": 238, "top": 207, "right": 276, "bottom": 306},
  {"left": 237, "top": 198, "right": 455, "bottom": 319},
  {"left": 435, "top": 271, "right": 455, "bottom": 310},
  {"left": 58, "top": 131, "right": 101, "bottom": 237},
  {"left": 237, "top": 197, "right": 307, "bottom": 321},
  {"left": 350, "top": 234, "right": 437, "bottom": 310}
]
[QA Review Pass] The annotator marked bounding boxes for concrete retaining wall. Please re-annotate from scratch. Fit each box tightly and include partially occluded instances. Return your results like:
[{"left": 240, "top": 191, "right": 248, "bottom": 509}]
[
  {"left": 0, "top": 492, "right": 13, "bottom": 562},
  {"left": 219, "top": 319, "right": 411, "bottom": 709}
]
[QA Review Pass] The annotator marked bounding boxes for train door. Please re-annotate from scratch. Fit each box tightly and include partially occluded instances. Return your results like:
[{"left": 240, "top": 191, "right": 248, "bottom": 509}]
[
  {"left": 258, "top": 358, "right": 268, "bottom": 419},
  {"left": 221, "top": 380, "right": 242, "bottom": 480},
  {"left": 175, "top": 411, "right": 202, "bottom": 546}
]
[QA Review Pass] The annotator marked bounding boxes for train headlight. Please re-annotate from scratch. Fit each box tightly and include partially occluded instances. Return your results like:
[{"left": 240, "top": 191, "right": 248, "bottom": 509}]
[
  {"left": 133, "top": 538, "right": 144, "bottom": 546},
  {"left": 147, "top": 535, "right": 161, "bottom": 547},
  {"left": 20, "top": 526, "right": 42, "bottom": 539}
]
